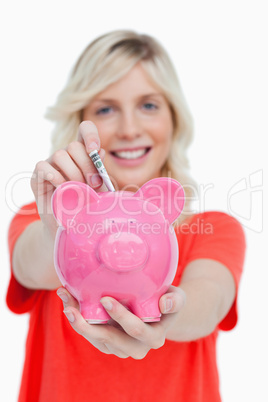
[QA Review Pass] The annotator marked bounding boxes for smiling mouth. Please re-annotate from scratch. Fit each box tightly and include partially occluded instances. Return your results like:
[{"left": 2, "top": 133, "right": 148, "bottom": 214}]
[{"left": 110, "top": 147, "right": 151, "bottom": 160}]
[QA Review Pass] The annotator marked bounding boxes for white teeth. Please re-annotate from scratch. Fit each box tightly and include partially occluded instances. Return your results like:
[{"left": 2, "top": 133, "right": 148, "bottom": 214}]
[{"left": 113, "top": 148, "right": 147, "bottom": 159}]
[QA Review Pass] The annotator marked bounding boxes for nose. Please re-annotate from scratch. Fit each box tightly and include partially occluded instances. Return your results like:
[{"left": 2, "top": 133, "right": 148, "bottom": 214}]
[
  {"left": 116, "top": 110, "right": 142, "bottom": 140},
  {"left": 98, "top": 232, "right": 148, "bottom": 272}
]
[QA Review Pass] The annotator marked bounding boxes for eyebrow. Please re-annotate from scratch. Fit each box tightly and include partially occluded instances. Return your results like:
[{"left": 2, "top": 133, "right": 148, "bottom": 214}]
[{"left": 92, "top": 93, "right": 165, "bottom": 104}]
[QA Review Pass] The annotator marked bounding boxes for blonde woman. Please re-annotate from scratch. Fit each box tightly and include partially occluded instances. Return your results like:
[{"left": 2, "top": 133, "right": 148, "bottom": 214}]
[{"left": 7, "top": 30, "right": 245, "bottom": 402}]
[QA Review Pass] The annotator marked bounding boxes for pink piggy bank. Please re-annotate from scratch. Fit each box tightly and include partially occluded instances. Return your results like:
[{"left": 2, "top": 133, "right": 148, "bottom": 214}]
[{"left": 52, "top": 178, "right": 184, "bottom": 323}]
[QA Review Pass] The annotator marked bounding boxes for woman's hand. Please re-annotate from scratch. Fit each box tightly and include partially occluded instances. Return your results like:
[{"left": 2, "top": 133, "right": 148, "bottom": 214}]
[
  {"left": 12, "top": 121, "right": 109, "bottom": 290},
  {"left": 30, "top": 121, "right": 105, "bottom": 239},
  {"left": 56, "top": 286, "right": 186, "bottom": 359}
]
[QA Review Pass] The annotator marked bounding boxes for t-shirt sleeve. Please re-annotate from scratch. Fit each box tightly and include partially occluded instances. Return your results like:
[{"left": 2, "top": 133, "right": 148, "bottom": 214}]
[
  {"left": 6, "top": 202, "right": 41, "bottom": 314},
  {"left": 181, "top": 211, "right": 246, "bottom": 331}
]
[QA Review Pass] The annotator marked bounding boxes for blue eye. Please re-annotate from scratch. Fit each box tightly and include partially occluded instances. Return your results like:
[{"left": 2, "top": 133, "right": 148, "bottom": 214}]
[
  {"left": 143, "top": 103, "right": 157, "bottom": 110},
  {"left": 96, "top": 106, "right": 112, "bottom": 115}
]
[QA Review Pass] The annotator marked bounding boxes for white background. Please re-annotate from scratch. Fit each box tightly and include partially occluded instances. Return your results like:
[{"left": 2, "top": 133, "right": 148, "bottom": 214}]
[{"left": 0, "top": 1, "right": 267, "bottom": 401}]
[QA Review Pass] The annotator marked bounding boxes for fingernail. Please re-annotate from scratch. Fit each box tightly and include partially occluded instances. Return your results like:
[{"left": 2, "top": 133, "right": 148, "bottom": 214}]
[
  {"left": 63, "top": 310, "right": 75, "bottom": 323},
  {"left": 164, "top": 299, "right": 173, "bottom": 313},
  {"left": 57, "top": 291, "right": 69, "bottom": 304},
  {"left": 88, "top": 142, "right": 99, "bottom": 152},
  {"left": 90, "top": 173, "right": 102, "bottom": 188},
  {"left": 100, "top": 299, "right": 113, "bottom": 311}
]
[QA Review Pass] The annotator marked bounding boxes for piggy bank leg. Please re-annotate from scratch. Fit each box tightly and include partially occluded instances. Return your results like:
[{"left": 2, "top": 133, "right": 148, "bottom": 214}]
[
  {"left": 80, "top": 302, "right": 110, "bottom": 324},
  {"left": 131, "top": 299, "right": 161, "bottom": 323}
]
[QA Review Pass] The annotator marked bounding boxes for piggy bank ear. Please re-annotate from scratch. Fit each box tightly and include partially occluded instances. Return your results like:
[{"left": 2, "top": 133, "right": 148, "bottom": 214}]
[
  {"left": 134, "top": 178, "right": 185, "bottom": 224},
  {"left": 51, "top": 181, "right": 100, "bottom": 227}
]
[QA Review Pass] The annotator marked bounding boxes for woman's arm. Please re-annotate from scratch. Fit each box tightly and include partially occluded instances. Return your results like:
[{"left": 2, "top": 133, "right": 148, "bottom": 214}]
[
  {"left": 165, "top": 258, "right": 236, "bottom": 341},
  {"left": 12, "top": 220, "right": 61, "bottom": 289}
]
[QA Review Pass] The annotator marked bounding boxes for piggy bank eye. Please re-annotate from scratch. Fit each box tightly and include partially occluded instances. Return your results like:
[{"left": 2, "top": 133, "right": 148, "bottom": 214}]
[
  {"left": 128, "top": 219, "right": 137, "bottom": 224},
  {"left": 103, "top": 219, "right": 113, "bottom": 230},
  {"left": 105, "top": 219, "right": 115, "bottom": 225}
]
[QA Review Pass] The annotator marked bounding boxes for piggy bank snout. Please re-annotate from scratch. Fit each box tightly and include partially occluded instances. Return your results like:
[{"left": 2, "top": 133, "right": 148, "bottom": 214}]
[{"left": 98, "top": 233, "right": 148, "bottom": 272}]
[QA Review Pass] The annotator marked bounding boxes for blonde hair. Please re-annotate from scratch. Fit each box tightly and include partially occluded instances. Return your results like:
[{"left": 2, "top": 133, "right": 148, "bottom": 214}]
[{"left": 46, "top": 30, "right": 197, "bottom": 221}]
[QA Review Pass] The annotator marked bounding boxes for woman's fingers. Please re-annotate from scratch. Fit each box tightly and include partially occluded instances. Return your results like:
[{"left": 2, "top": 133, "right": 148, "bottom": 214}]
[
  {"left": 77, "top": 120, "right": 101, "bottom": 153},
  {"left": 76, "top": 121, "right": 107, "bottom": 190},
  {"left": 102, "top": 341, "right": 129, "bottom": 359},
  {"left": 33, "top": 121, "right": 105, "bottom": 197},
  {"left": 48, "top": 148, "right": 86, "bottom": 183},
  {"left": 58, "top": 293, "right": 187, "bottom": 359},
  {"left": 56, "top": 287, "right": 80, "bottom": 310},
  {"left": 63, "top": 305, "right": 150, "bottom": 359},
  {"left": 44, "top": 122, "right": 106, "bottom": 190},
  {"left": 61, "top": 306, "right": 119, "bottom": 346},
  {"left": 159, "top": 286, "right": 186, "bottom": 315},
  {"left": 31, "top": 160, "right": 66, "bottom": 192},
  {"left": 100, "top": 298, "right": 165, "bottom": 351},
  {"left": 64, "top": 141, "right": 105, "bottom": 189},
  {"left": 100, "top": 298, "right": 147, "bottom": 341}
]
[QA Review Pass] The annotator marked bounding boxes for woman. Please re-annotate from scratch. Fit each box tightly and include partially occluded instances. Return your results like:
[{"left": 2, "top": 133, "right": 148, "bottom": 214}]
[{"left": 7, "top": 30, "right": 245, "bottom": 401}]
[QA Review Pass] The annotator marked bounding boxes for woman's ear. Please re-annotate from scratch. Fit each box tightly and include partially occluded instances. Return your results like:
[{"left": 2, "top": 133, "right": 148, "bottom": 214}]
[
  {"left": 51, "top": 181, "right": 100, "bottom": 227},
  {"left": 133, "top": 178, "right": 185, "bottom": 224}
]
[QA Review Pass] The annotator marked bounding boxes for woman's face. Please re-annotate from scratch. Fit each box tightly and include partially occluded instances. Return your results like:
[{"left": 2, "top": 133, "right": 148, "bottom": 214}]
[{"left": 83, "top": 63, "right": 173, "bottom": 190}]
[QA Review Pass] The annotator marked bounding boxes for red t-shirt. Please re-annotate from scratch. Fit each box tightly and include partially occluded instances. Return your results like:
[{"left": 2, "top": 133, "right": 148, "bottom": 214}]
[{"left": 6, "top": 203, "right": 246, "bottom": 402}]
